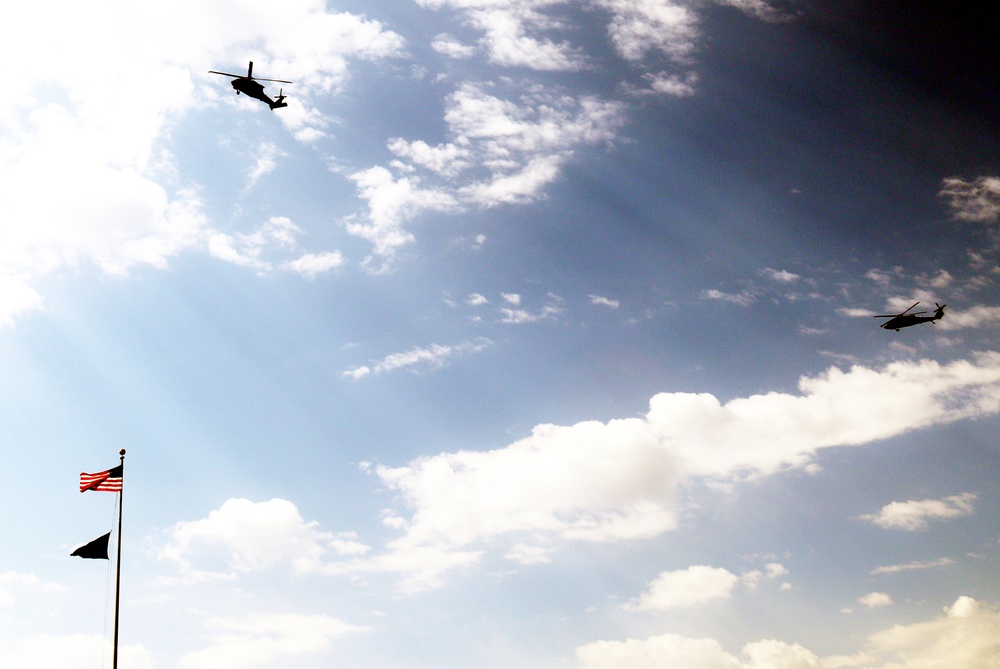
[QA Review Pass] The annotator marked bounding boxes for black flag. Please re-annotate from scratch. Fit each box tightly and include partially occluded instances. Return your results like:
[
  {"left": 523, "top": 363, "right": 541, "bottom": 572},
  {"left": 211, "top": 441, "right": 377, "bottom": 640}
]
[{"left": 71, "top": 532, "right": 111, "bottom": 560}]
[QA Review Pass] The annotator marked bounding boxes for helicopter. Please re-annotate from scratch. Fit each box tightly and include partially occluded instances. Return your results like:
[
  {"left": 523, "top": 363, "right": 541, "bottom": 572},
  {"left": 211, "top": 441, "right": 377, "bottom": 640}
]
[
  {"left": 209, "top": 61, "right": 292, "bottom": 110},
  {"left": 873, "top": 301, "right": 946, "bottom": 331}
]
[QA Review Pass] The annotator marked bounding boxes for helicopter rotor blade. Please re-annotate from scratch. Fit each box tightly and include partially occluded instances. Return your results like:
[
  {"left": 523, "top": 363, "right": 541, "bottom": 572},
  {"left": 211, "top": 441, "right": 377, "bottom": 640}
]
[
  {"left": 254, "top": 77, "right": 293, "bottom": 83},
  {"left": 209, "top": 70, "right": 245, "bottom": 78}
]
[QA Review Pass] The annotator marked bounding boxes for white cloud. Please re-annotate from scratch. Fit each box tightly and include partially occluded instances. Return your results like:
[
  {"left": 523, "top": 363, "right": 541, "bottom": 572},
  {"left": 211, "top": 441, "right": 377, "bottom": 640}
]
[
  {"left": 419, "top": 1, "right": 584, "bottom": 71},
  {"left": 579, "top": 597, "right": 1000, "bottom": 669},
  {"left": 160, "top": 498, "right": 354, "bottom": 580},
  {"left": 859, "top": 592, "right": 893, "bottom": 609},
  {"left": 860, "top": 596, "right": 1000, "bottom": 668},
  {"left": 577, "top": 633, "right": 821, "bottom": 669},
  {"left": 208, "top": 217, "right": 303, "bottom": 274},
  {"left": 940, "top": 176, "right": 1000, "bottom": 223},
  {"left": 761, "top": 268, "right": 801, "bottom": 283},
  {"left": 504, "top": 543, "right": 555, "bottom": 565},
  {"left": 346, "top": 166, "right": 458, "bottom": 257},
  {"left": 431, "top": 33, "right": 477, "bottom": 59},
  {"left": 938, "top": 306, "right": 1000, "bottom": 330},
  {"left": 594, "top": 0, "right": 700, "bottom": 62},
  {"left": 348, "top": 84, "right": 626, "bottom": 256},
  {"left": 502, "top": 292, "right": 522, "bottom": 305},
  {"left": 362, "top": 354, "right": 1000, "bottom": 588},
  {"left": 180, "top": 613, "right": 368, "bottom": 669},
  {"left": 244, "top": 142, "right": 285, "bottom": 191},
  {"left": 0, "top": 635, "right": 153, "bottom": 669},
  {"left": 860, "top": 493, "right": 978, "bottom": 531},
  {"left": 625, "top": 566, "right": 740, "bottom": 611},
  {"left": 0, "top": 572, "right": 65, "bottom": 607},
  {"left": 0, "top": 1, "right": 403, "bottom": 325},
  {"left": 589, "top": 294, "right": 620, "bottom": 308},
  {"left": 701, "top": 288, "right": 756, "bottom": 306},
  {"left": 388, "top": 138, "right": 474, "bottom": 177},
  {"left": 871, "top": 558, "right": 954, "bottom": 575},
  {"left": 715, "top": 0, "right": 792, "bottom": 22},
  {"left": 467, "top": 7, "right": 584, "bottom": 71},
  {"left": 920, "top": 269, "right": 954, "bottom": 289},
  {"left": 838, "top": 307, "right": 876, "bottom": 318},
  {"left": 635, "top": 71, "right": 699, "bottom": 97},
  {"left": 344, "top": 338, "right": 493, "bottom": 378},
  {"left": 500, "top": 302, "right": 564, "bottom": 323},
  {"left": 866, "top": 268, "right": 896, "bottom": 285},
  {"left": 467, "top": 293, "right": 490, "bottom": 306},
  {"left": 284, "top": 251, "right": 345, "bottom": 278},
  {"left": 0, "top": 276, "right": 44, "bottom": 329}
]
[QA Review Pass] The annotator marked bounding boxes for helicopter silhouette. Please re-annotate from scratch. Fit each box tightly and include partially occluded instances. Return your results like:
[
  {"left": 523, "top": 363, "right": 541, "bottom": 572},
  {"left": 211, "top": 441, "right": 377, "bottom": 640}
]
[
  {"left": 874, "top": 301, "right": 946, "bottom": 331},
  {"left": 209, "top": 61, "right": 292, "bottom": 110}
]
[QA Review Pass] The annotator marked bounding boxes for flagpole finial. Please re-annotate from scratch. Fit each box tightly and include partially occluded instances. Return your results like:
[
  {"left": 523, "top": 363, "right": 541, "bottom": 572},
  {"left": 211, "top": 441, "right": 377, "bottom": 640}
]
[{"left": 119, "top": 449, "right": 126, "bottom": 457}]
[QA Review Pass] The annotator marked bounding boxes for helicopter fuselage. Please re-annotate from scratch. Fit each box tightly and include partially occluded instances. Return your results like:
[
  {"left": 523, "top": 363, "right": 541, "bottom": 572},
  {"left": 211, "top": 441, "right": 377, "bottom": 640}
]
[
  {"left": 879, "top": 314, "right": 937, "bottom": 330},
  {"left": 210, "top": 62, "right": 291, "bottom": 110},
  {"left": 230, "top": 78, "right": 285, "bottom": 109},
  {"left": 878, "top": 305, "right": 946, "bottom": 331}
]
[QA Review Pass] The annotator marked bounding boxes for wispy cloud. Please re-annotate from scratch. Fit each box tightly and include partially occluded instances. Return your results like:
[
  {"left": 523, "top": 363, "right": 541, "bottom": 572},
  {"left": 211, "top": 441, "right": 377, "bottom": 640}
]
[
  {"left": 344, "top": 338, "right": 493, "bottom": 379},
  {"left": 347, "top": 83, "right": 627, "bottom": 257},
  {"left": 859, "top": 493, "right": 977, "bottom": 530},
  {"left": 871, "top": 557, "right": 955, "bottom": 575},
  {"left": 589, "top": 294, "right": 620, "bottom": 308},
  {"left": 700, "top": 288, "right": 756, "bottom": 306}
]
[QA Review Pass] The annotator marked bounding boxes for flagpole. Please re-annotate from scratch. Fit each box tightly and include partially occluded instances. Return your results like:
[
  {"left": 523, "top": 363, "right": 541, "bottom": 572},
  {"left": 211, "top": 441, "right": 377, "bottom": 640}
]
[{"left": 113, "top": 449, "right": 125, "bottom": 669}]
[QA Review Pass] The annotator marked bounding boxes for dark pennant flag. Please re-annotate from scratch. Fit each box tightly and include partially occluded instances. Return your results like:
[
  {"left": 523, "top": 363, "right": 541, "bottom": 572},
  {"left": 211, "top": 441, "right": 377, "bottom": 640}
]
[{"left": 70, "top": 532, "right": 111, "bottom": 560}]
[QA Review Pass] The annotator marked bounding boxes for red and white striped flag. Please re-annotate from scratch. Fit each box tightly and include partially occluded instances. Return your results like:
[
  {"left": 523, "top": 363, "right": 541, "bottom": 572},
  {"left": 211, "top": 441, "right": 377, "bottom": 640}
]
[{"left": 80, "top": 465, "right": 123, "bottom": 492}]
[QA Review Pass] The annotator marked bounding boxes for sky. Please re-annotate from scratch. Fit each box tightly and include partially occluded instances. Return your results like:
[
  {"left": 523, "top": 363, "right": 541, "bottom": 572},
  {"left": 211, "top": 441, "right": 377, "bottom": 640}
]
[{"left": 1, "top": 1, "right": 999, "bottom": 667}]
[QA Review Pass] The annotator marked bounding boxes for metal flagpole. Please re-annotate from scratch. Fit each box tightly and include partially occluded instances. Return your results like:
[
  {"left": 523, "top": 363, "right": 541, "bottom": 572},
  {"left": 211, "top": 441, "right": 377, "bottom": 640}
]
[{"left": 113, "top": 449, "right": 125, "bottom": 669}]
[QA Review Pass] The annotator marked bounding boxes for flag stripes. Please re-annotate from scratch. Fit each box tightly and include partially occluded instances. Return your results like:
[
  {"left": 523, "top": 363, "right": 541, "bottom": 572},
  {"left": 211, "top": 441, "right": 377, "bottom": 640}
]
[{"left": 80, "top": 464, "right": 123, "bottom": 492}]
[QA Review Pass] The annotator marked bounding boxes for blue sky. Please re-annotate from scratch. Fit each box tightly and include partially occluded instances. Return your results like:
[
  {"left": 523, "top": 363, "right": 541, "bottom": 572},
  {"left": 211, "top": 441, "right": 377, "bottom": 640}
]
[{"left": 2, "top": 1, "right": 999, "bottom": 667}]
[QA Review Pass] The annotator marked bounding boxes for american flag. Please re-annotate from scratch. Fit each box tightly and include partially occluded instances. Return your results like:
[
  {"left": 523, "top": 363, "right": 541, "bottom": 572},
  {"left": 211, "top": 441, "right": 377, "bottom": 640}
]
[{"left": 80, "top": 464, "right": 123, "bottom": 492}]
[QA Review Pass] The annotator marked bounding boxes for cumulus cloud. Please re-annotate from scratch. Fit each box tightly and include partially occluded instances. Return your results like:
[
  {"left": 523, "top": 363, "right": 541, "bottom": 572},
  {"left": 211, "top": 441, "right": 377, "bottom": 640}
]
[
  {"left": 938, "top": 306, "right": 1000, "bottom": 330},
  {"left": 360, "top": 354, "right": 1000, "bottom": 588},
  {"left": 577, "top": 633, "right": 821, "bottom": 669},
  {"left": 159, "top": 498, "right": 369, "bottom": 581},
  {"left": 859, "top": 493, "right": 978, "bottom": 531},
  {"left": 625, "top": 566, "right": 740, "bottom": 611},
  {"left": 163, "top": 357, "right": 1000, "bottom": 594},
  {"left": 180, "top": 613, "right": 368, "bottom": 669},
  {"left": 859, "top": 592, "right": 893, "bottom": 609},
  {"left": 0, "top": 1, "right": 401, "bottom": 325},
  {"left": 579, "top": 597, "right": 1000, "bottom": 669},
  {"left": 860, "top": 596, "right": 1000, "bottom": 668}
]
